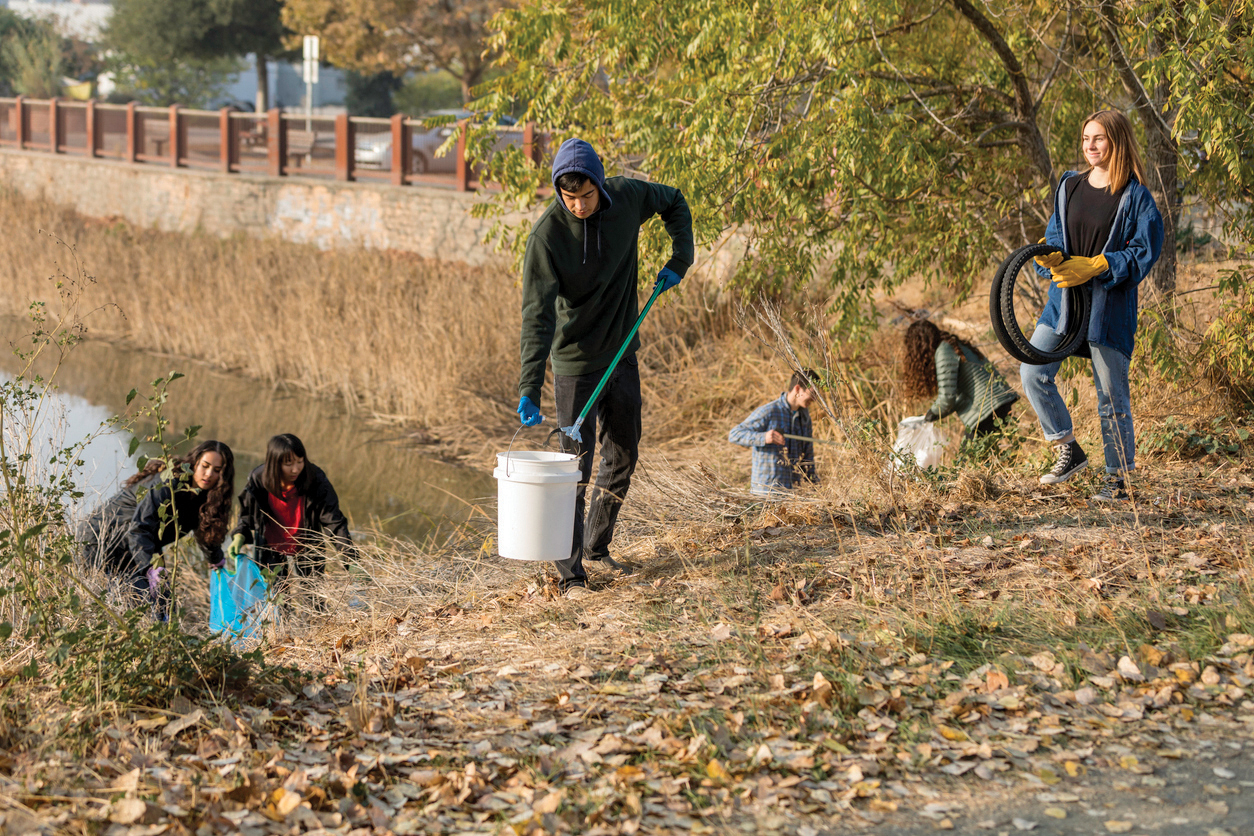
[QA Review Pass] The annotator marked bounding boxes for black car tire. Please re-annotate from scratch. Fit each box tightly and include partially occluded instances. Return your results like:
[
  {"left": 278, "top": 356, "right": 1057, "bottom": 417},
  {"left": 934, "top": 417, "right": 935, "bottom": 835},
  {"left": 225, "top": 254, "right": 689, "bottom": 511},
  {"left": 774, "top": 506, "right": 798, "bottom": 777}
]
[
  {"left": 989, "top": 242, "right": 1092, "bottom": 366},
  {"left": 411, "top": 153, "right": 429, "bottom": 175}
]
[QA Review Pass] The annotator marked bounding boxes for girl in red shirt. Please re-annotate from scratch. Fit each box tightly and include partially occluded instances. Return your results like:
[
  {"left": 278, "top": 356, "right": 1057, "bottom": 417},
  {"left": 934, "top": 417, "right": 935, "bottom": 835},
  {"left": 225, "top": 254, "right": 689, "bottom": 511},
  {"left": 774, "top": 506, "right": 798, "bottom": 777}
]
[{"left": 228, "top": 434, "right": 358, "bottom": 578}]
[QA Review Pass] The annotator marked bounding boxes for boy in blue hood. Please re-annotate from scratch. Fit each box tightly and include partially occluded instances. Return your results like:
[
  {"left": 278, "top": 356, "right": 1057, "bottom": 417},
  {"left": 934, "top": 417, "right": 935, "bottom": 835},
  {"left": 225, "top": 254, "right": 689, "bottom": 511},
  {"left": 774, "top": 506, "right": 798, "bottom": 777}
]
[{"left": 516, "top": 138, "right": 694, "bottom": 597}]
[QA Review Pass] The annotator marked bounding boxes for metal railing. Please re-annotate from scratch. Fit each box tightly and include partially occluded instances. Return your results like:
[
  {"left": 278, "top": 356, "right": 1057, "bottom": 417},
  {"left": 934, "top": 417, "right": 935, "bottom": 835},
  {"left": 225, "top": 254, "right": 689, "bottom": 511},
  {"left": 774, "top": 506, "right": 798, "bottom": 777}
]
[{"left": 0, "top": 96, "right": 546, "bottom": 192}]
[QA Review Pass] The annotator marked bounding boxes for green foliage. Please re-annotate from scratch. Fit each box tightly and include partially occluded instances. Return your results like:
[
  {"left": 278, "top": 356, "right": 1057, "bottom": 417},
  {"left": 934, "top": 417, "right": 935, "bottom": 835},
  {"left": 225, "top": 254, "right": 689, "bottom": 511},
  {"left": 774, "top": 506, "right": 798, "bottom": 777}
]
[
  {"left": 105, "top": 0, "right": 286, "bottom": 65},
  {"left": 471, "top": 0, "right": 1102, "bottom": 327},
  {"left": 104, "top": 53, "right": 244, "bottom": 108},
  {"left": 0, "top": 14, "right": 63, "bottom": 98},
  {"left": 346, "top": 70, "right": 403, "bottom": 117},
  {"left": 1138, "top": 0, "right": 1254, "bottom": 247},
  {"left": 1202, "top": 267, "right": 1254, "bottom": 407},
  {"left": 955, "top": 413, "right": 1027, "bottom": 467},
  {"left": 395, "top": 70, "right": 465, "bottom": 116},
  {"left": 0, "top": 245, "right": 303, "bottom": 710},
  {"left": 1139, "top": 416, "right": 1250, "bottom": 460},
  {"left": 54, "top": 610, "right": 300, "bottom": 707},
  {"left": 467, "top": 0, "right": 1253, "bottom": 326}
]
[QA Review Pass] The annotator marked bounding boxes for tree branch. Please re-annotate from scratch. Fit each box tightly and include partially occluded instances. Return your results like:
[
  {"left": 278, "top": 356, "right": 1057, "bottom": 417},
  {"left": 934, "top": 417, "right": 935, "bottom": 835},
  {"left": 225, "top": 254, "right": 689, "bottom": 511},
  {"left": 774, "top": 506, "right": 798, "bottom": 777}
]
[
  {"left": 948, "top": 0, "right": 1054, "bottom": 187},
  {"left": 1096, "top": 0, "right": 1175, "bottom": 140}
]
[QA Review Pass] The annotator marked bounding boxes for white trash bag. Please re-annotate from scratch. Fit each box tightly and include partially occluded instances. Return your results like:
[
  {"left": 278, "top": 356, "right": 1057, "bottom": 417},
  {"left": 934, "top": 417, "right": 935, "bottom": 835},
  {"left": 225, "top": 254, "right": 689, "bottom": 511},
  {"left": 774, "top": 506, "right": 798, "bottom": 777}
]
[{"left": 891, "top": 416, "right": 949, "bottom": 471}]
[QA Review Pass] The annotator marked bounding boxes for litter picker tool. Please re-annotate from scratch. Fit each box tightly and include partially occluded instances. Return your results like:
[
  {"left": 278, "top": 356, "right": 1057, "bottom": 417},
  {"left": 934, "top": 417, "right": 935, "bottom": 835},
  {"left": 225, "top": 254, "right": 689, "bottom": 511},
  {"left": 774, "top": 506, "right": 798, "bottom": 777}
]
[
  {"left": 558, "top": 278, "right": 666, "bottom": 444},
  {"left": 781, "top": 433, "right": 840, "bottom": 447}
]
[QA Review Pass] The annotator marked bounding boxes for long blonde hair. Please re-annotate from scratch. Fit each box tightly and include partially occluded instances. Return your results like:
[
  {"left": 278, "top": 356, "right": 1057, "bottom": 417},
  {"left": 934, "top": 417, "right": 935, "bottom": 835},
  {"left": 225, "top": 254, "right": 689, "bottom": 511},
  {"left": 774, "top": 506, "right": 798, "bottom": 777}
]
[{"left": 1081, "top": 110, "right": 1147, "bottom": 193}]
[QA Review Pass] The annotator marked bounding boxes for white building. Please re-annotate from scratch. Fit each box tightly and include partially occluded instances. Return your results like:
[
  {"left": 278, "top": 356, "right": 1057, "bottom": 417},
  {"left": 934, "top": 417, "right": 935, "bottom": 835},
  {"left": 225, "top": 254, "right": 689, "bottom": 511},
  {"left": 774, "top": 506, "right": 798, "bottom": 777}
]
[{"left": 6, "top": 0, "right": 112, "bottom": 42}]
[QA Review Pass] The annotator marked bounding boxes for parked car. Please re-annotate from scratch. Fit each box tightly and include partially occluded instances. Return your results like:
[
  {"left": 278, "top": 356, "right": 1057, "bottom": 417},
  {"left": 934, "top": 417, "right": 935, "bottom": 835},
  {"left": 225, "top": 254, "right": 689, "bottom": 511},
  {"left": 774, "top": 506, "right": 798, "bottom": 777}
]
[{"left": 354, "top": 110, "right": 520, "bottom": 174}]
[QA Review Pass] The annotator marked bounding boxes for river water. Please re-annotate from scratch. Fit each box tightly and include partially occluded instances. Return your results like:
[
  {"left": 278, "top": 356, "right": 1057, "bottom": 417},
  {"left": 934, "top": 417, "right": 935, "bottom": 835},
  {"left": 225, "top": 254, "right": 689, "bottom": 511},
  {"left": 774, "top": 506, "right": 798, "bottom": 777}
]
[{"left": 0, "top": 317, "right": 495, "bottom": 541}]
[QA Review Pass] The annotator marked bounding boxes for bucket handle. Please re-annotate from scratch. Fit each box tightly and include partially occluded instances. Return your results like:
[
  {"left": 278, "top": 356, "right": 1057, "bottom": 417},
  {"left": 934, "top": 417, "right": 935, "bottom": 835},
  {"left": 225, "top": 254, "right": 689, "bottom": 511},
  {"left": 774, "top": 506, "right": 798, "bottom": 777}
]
[{"left": 504, "top": 423, "right": 563, "bottom": 478}]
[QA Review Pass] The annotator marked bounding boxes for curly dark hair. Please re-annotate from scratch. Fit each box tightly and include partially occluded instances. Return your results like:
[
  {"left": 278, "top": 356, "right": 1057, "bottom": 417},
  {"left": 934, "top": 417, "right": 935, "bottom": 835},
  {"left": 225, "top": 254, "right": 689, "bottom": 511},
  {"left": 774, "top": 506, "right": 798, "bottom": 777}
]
[
  {"left": 124, "top": 440, "right": 235, "bottom": 550},
  {"left": 900, "top": 320, "right": 984, "bottom": 399}
]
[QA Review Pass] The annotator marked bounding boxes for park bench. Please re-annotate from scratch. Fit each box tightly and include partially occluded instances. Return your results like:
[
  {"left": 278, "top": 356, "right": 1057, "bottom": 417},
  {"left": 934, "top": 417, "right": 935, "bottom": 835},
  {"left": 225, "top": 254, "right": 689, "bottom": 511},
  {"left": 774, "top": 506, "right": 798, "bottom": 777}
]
[{"left": 286, "top": 129, "right": 318, "bottom": 167}]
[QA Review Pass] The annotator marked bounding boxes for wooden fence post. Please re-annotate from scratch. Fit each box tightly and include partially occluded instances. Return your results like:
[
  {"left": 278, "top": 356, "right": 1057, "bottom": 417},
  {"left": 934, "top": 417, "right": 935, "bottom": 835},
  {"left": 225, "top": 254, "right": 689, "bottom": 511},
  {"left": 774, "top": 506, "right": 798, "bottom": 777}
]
[
  {"left": 219, "top": 108, "right": 231, "bottom": 173},
  {"left": 335, "top": 114, "right": 354, "bottom": 181},
  {"left": 523, "top": 121, "right": 535, "bottom": 165},
  {"left": 169, "top": 104, "right": 180, "bottom": 167},
  {"left": 390, "top": 114, "right": 406, "bottom": 185},
  {"left": 455, "top": 120, "right": 470, "bottom": 191},
  {"left": 267, "top": 108, "right": 284, "bottom": 176},
  {"left": 85, "top": 100, "right": 96, "bottom": 157},
  {"left": 49, "top": 98, "right": 58, "bottom": 153},
  {"left": 125, "top": 101, "right": 138, "bottom": 162},
  {"left": 14, "top": 96, "right": 25, "bottom": 149}
]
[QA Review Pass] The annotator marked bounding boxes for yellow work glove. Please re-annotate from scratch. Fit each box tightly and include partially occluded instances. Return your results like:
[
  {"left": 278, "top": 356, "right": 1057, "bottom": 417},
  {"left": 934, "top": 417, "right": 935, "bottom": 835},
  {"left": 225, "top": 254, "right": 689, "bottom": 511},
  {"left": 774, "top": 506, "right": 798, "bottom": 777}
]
[
  {"left": 1033, "top": 238, "right": 1064, "bottom": 270},
  {"left": 1050, "top": 254, "right": 1108, "bottom": 289},
  {"left": 228, "top": 533, "right": 245, "bottom": 559}
]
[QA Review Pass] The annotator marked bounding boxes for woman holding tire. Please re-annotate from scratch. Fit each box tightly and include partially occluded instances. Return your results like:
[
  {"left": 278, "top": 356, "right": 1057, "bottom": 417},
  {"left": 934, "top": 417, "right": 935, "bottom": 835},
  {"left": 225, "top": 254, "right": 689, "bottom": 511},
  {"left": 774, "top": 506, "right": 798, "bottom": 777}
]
[{"left": 1021, "top": 110, "right": 1163, "bottom": 501}]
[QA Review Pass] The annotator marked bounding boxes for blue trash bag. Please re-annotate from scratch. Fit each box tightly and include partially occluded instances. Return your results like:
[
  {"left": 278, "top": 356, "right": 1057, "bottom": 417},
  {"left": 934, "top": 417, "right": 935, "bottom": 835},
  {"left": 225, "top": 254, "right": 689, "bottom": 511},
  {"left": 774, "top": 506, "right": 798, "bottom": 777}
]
[{"left": 210, "top": 554, "right": 268, "bottom": 639}]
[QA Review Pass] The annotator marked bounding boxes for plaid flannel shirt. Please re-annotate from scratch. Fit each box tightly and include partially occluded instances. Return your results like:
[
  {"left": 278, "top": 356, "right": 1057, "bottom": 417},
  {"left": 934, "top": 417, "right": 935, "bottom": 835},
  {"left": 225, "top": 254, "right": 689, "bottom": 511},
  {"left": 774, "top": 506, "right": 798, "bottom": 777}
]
[{"left": 728, "top": 393, "right": 817, "bottom": 496}]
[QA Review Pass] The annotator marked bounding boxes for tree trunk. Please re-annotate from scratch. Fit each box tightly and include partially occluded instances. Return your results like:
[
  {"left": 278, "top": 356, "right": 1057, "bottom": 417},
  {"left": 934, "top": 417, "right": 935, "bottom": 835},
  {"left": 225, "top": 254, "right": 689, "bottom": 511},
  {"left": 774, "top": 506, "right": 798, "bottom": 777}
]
[
  {"left": 255, "top": 53, "right": 269, "bottom": 113},
  {"left": 1097, "top": 2, "right": 1177, "bottom": 298},
  {"left": 1143, "top": 33, "right": 1178, "bottom": 298},
  {"left": 949, "top": 0, "right": 1055, "bottom": 189},
  {"left": 1144, "top": 117, "right": 1178, "bottom": 297}
]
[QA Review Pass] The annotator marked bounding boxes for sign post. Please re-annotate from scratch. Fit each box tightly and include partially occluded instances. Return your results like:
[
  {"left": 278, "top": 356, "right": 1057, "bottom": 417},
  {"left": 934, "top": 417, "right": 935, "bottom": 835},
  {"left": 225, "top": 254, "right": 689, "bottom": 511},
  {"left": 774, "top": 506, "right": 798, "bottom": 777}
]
[{"left": 302, "top": 35, "right": 320, "bottom": 132}]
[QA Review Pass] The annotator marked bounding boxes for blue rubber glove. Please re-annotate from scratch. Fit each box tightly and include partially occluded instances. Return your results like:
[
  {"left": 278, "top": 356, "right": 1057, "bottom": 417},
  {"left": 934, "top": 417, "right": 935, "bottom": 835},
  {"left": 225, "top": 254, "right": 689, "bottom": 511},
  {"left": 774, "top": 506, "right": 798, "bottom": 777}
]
[
  {"left": 657, "top": 266, "right": 682, "bottom": 293},
  {"left": 516, "top": 396, "right": 543, "bottom": 427}
]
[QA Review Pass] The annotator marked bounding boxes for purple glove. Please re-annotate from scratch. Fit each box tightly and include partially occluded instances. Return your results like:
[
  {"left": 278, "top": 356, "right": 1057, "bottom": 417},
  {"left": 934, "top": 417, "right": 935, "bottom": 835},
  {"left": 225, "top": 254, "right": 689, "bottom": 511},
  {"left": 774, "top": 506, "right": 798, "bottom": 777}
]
[
  {"left": 146, "top": 566, "right": 165, "bottom": 594},
  {"left": 208, "top": 553, "right": 226, "bottom": 570}
]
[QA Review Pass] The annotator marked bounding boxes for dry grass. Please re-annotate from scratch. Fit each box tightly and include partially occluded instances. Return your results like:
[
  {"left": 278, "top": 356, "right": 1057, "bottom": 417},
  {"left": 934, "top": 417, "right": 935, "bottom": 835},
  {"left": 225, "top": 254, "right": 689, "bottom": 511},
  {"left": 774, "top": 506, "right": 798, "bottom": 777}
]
[
  {"left": 0, "top": 189, "right": 807, "bottom": 451},
  {"left": 1, "top": 202, "right": 1253, "bottom": 831}
]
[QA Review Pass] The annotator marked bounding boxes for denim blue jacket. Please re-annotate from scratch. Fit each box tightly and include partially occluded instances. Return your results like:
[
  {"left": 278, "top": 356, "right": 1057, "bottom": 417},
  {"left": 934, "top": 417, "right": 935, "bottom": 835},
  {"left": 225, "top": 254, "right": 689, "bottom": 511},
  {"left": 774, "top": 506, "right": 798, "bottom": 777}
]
[{"left": 1033, "top": 171, "right": 1164, "bottom": 358}]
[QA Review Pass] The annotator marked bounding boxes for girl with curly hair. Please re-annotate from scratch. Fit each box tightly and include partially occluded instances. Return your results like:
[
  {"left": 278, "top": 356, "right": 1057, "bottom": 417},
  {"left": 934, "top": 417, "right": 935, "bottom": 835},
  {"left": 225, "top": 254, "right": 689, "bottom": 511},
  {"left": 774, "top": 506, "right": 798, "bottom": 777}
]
[
  {"left": 901, "top": 320, "right": 1018, "bottom": 452},
  {"left": 79, "top": 439, "right": 235, "bottom": 620}
]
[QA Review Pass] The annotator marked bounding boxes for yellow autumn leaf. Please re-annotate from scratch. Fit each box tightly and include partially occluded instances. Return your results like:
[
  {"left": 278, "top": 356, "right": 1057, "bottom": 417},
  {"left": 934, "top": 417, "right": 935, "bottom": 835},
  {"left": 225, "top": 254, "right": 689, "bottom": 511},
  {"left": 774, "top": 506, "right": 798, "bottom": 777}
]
[
  {"left": 706, "top": 759, "right": 731, "bottom": 783},
  {"left": 937, "top": 725, "right": 968, "bottom": 742},
  {"left": 1119, "top": 755, "right": 1139, "bottom": 770},
  {"left": 1044, "top": 807, "right": 1067, "bottom": 819},
  {"left": 1037, "top": 768, "right": 1061, "bottom": 785},
  {"left": 1065, "top": 761, "right": 1087, "bottom": 777}
]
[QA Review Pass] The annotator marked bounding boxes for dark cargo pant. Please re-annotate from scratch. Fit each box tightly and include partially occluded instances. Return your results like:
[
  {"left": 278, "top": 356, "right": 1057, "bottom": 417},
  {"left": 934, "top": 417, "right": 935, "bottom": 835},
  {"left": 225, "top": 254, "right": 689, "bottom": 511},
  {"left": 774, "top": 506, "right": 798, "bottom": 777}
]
[{"left": 552, "top": 355, "right": 642, "bottom": 589}]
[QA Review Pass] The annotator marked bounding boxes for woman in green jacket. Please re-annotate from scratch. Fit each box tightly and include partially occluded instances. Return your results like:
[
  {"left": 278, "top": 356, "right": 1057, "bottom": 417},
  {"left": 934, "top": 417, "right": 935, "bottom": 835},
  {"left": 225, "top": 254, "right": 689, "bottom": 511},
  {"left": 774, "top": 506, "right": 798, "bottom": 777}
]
[{"left": 902, "top": 320, "right": 1019, "bottom": 452}]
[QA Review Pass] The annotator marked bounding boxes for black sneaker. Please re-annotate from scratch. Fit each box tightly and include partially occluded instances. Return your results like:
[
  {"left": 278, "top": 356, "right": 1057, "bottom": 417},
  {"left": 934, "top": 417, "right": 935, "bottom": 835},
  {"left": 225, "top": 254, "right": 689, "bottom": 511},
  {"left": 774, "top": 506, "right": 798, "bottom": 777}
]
[
  {"left": 1092, "top": 475, "right": 1129, "bottom": 502},
  {"left": 562, "top": 582, "right": 590, "bottom": 599},
  {"left": 1040, "top": 440, "right": 1088, "bottom": 484}
]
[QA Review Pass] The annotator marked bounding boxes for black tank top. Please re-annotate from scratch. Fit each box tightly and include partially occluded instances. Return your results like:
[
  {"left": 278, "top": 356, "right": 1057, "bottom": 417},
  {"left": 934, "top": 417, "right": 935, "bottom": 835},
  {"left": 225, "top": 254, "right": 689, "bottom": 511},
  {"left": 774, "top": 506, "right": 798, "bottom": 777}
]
[{"left": 1065, "top": 174, "right": 1124, "bottom": 258}]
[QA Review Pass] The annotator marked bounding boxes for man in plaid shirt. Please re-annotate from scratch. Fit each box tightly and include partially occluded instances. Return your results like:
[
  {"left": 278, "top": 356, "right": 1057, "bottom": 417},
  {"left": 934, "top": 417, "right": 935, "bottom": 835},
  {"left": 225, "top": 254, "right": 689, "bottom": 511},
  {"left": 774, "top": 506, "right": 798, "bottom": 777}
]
[{"left": 729, "top": 370, "right": 820, "bottom": 496}]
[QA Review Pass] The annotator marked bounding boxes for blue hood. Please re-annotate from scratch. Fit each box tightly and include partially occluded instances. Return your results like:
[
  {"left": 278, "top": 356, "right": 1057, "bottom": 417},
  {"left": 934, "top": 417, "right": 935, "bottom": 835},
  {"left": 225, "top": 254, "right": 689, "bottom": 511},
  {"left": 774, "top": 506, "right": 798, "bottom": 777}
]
[{"left": 551, "top": 138, "right": 613, "bottom": 214}]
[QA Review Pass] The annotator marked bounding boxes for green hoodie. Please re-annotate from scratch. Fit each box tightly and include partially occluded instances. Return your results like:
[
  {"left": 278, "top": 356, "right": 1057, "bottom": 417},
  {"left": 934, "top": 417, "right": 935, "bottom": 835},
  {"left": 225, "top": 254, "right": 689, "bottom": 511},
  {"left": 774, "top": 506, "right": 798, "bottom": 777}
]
[{"left": 518, "top": 176, "right": 694, "bottom": 404}]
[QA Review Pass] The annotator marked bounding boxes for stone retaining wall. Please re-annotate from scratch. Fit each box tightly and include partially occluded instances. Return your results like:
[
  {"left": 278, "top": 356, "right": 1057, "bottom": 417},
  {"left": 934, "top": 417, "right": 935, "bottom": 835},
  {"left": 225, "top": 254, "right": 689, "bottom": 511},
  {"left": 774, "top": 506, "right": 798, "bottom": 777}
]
[{"left": 0, "top": 148, "right": 508, "bottom": 264}]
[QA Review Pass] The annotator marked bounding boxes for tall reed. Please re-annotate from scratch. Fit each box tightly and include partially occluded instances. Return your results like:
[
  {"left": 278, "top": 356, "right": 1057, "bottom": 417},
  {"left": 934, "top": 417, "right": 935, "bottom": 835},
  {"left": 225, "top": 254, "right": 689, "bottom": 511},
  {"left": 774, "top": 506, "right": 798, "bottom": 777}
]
[{"left": 0, "top": 189, "right": 801, "bottom": 440}]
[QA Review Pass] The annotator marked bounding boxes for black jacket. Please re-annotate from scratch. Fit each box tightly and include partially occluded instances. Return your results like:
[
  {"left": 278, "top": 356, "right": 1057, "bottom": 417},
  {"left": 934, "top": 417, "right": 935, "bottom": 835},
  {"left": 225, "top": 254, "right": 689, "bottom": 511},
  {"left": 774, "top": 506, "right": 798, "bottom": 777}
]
[
  {"left": 79, "top": 474, "right": 220, "bottom": 575},
  {"left": 230, "top": 463, "right": 356, "bottom": 570},
  {"left": 79, "top": 481, "right": 141, "bottom": 572},
  {"left": 129, "top": 475, "right": 222, "bottom": 572}
]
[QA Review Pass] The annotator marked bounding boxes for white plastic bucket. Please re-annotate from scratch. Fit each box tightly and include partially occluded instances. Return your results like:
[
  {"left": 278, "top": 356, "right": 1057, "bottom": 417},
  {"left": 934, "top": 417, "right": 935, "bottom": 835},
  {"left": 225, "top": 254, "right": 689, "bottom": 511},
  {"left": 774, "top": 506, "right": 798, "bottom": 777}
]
[{"left": 493, "top": 450, "right": 581, "bottom": 561}]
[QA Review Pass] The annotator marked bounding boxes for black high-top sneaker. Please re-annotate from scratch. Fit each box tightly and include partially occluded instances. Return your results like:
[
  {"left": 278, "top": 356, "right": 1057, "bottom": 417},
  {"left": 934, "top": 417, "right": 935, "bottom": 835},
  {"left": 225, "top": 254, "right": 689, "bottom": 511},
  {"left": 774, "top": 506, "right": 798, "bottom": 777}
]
[
  {"left": 1093, "top": 474, "right": 1129, "bottom": 502},
  {"left": 1040, "top": 440, "right": 1088, "bottom": 485}
]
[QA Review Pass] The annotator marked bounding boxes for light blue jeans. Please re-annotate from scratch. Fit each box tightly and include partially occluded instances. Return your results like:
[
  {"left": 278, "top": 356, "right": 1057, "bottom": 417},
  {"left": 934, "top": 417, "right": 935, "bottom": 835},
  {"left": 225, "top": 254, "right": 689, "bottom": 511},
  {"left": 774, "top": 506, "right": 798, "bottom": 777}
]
[{"left": 1020, "top": 325, "right": 1135, "bottom": 474}]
